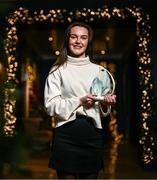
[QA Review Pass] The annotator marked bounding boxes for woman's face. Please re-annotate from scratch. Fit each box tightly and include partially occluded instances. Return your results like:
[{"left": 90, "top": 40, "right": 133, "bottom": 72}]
[{"left": 68, "top": 26, "right": 89, "bottom": 58}]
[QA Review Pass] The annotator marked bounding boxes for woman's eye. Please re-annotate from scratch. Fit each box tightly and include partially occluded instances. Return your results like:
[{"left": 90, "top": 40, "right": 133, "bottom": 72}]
[
  {"left": 70, "top": 35, "right": 88, "bottom": 39},
  {"left": 81, "top": 36, "right": 87, "bottom": 40},
  {"left": 70, "top": 35, "right": 76, "bottom": 39}
]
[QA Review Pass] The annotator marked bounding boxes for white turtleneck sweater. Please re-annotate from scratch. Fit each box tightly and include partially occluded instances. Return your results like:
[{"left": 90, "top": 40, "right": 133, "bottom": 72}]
[{"left": 44, "top": 55, "right": 112, "bottom": 129}]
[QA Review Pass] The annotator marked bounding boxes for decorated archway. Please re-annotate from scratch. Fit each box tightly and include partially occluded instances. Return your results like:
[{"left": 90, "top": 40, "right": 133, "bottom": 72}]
[{"left": 3, "top": 6, "right": 155, "bottom": 165}]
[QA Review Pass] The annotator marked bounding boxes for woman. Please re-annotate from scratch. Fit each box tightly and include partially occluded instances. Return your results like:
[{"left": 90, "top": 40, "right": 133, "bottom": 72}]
[{"left": 44, "top": 22, "right": 116, "bottom": 179}]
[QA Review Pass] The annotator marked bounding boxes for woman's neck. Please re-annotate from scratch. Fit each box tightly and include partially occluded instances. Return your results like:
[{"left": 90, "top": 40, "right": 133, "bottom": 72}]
[{"left": 67, "top": 55, "right": 90, "bottom": 66}]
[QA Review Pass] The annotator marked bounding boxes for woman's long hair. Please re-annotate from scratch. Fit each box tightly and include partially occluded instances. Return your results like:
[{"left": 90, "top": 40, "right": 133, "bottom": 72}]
[{"left": 52, "top": 22, "right": 93, "bottom": 71}]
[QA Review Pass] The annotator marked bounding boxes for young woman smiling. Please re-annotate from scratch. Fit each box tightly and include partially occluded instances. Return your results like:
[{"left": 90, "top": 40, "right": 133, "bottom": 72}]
[{"left": 44, "top": 22, "right": 116, "bottom": 179}]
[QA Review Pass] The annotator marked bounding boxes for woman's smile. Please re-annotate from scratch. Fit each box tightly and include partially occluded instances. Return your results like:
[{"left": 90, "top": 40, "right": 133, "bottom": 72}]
[{"left": 69, "top": 26, "right": 89, "bottom": 58}]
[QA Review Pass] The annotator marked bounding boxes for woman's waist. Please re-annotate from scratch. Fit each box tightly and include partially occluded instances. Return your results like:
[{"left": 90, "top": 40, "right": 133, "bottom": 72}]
[
  {"left": 55, "top": 115, "right": 103, "bottom": 139},
  {"left": 55, "top": 108, "right": 102, "bottom": 129}
]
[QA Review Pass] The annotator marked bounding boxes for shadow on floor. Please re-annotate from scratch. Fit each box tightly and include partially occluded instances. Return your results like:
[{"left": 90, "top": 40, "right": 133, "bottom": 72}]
[{"left": 3, "top": 139, "right": 157, "bottom": 179}]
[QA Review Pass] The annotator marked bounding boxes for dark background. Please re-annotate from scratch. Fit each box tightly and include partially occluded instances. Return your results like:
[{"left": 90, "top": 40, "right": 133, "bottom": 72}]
[
  {"left": 0, "top": 0, "right": 156, "bottom": 171},
  {"left": 0, "top": 0, "right": 156, "bottom": 95}
]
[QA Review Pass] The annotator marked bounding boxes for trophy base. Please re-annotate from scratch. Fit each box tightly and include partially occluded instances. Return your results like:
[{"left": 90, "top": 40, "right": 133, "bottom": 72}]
[{"left": 94, "top": 96, "right": 104, "bottom": 101}]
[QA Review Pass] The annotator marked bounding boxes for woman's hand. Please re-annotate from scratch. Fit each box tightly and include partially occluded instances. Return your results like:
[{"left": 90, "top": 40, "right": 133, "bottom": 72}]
[
  {"left": 101, "top": 94, "right": 116, "bottom": 106},
  {"left": 80, "top": 95, "right": 96, "bottom": 108},
  {"left": 80, "top": 94, "right": 116, "bottom": 109}
]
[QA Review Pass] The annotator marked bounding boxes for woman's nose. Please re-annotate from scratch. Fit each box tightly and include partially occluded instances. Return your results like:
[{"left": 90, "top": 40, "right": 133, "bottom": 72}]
[{"left": 76, "top": 37, "right": 81, "bottom": 43}]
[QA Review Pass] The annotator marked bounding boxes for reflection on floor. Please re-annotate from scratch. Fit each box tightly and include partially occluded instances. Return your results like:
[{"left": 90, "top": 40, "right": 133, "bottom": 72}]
[{"left": 5, "top": 139, "right": 157, "bottom": 179}]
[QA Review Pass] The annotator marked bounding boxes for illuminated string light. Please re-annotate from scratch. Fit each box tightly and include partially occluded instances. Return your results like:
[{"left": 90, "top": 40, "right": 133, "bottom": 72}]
[{"left": 3, "top": 6, "right": 155, "bottom": 165}]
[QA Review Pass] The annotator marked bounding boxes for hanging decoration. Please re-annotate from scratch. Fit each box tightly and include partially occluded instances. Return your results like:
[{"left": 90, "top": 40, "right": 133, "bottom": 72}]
[{"left": 3, "top": 6, "right": 155, "bottom": 166}]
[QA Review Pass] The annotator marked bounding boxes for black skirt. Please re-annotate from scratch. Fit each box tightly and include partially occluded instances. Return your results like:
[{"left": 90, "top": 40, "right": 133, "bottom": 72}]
[{"left": 48, "top": 115, "right": 104, "bottom": 173}]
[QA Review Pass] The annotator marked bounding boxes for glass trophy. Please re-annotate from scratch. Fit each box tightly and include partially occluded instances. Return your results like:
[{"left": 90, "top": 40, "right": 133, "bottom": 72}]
[{"left": 90, "top": 68, "right": 115, "bottom": 101}]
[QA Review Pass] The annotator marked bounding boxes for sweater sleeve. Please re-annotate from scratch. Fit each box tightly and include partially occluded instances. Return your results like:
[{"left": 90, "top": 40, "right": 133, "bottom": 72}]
[{"left": 44, "top": 69, "right": 81, "bottom": 120}]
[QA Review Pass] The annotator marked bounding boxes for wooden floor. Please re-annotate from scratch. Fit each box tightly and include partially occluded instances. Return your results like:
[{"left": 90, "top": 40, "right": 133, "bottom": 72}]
[{"left": 4, "top": 138, "right": 157, "bottom": 179}]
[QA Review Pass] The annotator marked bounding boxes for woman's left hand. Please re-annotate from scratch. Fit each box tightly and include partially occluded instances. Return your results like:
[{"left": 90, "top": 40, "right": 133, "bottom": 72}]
[{"left": 101, "top": 94, "right": 116, "bottom": 106}]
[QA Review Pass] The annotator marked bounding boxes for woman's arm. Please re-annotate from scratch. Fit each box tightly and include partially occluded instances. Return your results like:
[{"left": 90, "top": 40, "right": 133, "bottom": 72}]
[{"left": 44, "top": 69, "right": 81, "bottom": 120}]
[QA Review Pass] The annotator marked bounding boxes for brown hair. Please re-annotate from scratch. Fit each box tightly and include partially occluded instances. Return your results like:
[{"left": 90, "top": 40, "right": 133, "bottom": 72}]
[{"left": 51, "top": 22, "right": 93, "bottom": 72}]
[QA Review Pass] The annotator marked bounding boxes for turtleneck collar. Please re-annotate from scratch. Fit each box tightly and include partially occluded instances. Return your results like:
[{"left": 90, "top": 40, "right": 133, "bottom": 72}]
[{"left": 67, "top": 55, "right": 91, "bottom": 66}]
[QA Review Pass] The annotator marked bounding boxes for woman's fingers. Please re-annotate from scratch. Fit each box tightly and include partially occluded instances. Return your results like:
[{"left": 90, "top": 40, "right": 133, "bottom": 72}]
[
  {"left": 80, "top": 94, "right": 116, "bottom": 108},
  {"left": 80, "top": 95, "right": 96, "bottom": 108},
  {"left": 104, "top": 94, "right": 116, "bottom": 104},
  {"left": 86, "top": 96, "right": 96, "bottom": 107}
]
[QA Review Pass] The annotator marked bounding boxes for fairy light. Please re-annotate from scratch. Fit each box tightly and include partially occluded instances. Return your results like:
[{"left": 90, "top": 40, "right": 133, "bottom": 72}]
[
  {"left": 100, "top": 50, "right": 106, "bottom": 55},
  {"left": 3, "top": 6, "right": 155, "bottom": 165},
  {"left": 127, "top": 7, "right": 155, "bottom": 165},
  {"left": 108, "top": 111, "right": 123, "bottom": 179},
  {"left": 55, "top": 51, "right": 60, "bottom": 56}
]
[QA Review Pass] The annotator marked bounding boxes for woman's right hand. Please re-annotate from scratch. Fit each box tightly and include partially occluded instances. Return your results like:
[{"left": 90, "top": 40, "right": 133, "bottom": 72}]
[{"left": 80, "top": 95, "right": 96, "bottom": 108}]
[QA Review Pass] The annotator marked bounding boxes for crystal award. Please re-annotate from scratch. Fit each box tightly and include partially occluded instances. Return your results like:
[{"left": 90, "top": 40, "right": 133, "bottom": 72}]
[{"left": 90, "top": 68, "right": 115, "bottom": 101}]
